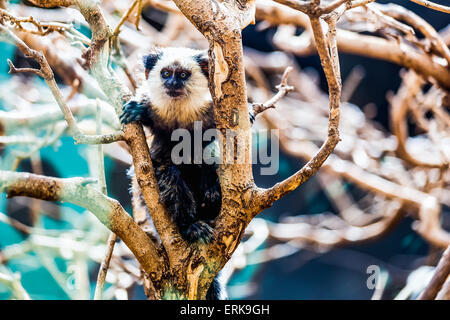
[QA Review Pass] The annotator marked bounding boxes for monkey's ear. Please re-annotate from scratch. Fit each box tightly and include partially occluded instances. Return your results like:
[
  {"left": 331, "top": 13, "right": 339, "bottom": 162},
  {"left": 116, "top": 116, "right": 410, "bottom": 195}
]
[
  {"left": 143, "top": 52, "right": 161, "bottom": 79},
  {"left": 194, "top": 53, "right": 209, "bottom": 78}
]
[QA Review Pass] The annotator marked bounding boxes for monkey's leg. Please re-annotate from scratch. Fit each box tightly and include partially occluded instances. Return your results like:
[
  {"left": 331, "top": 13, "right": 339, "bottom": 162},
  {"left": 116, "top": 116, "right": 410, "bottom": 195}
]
[{"left": 155, "top": 164, "right": 214, "bottom": 243}]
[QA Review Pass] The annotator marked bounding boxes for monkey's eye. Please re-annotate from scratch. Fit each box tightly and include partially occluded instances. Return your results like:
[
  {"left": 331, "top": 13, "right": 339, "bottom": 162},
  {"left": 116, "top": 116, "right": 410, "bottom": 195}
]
[
  {"left": 161, "top": 70, "right": 171, "bottom": 78},
  {"left": 180, "top": 72, "right": 188, "bottom": 79}
]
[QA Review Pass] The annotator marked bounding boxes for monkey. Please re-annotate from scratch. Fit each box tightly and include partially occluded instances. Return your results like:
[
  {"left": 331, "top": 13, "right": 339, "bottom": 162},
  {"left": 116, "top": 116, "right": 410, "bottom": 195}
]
[{"left": 120, "top": 47, "right": 255, "bottom": 300}]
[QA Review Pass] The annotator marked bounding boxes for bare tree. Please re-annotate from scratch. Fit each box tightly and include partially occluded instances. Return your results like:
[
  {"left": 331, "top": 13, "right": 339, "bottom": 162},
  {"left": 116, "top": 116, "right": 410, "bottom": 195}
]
[{"left": 0, "top": 0, "right": 448, "bottom": 300}]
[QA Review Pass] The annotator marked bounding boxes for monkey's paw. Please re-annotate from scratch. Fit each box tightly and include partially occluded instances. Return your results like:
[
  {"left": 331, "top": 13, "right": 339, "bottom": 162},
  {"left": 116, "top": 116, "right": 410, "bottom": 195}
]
[
  {"left": 184, "top": 221, "right": 215, "bottom": 244},
  {"left": 120, "top": 101, "right": 147, "bottom": 124}
]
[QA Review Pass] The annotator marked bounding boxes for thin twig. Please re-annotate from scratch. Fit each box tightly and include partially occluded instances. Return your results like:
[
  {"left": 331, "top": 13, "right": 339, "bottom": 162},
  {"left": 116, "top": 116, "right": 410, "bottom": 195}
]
[
  {"left": 252, "top": 66, "right": 294, "bottom": 117},
  {"left": 0, "top": 270, "right": 31, "bottom": 300},
  {"left": 0, "top": 25, "right": 124, "bottom": 145},
  {"left": 341, "top": 65, "right": 365, "bottom": 102},
  {"left": 256, "top": 9, "right": 341, "bottom": 211},
  {"left": 135, "top": 0, "right": 143, "bottom": 30}
]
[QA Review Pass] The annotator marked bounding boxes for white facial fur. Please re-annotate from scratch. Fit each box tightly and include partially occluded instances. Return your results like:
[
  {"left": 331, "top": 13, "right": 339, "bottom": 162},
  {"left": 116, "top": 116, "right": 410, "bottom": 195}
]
[{"left": 138, "top": 47, "right": 211, "bottom": 128}]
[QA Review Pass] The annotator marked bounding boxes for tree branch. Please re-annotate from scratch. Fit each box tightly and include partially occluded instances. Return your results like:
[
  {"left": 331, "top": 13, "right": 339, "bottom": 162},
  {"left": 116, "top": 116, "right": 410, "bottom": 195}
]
[
  {"left": 256, "top": 0, "right": 450, "bottom": 89},
  {"left": 93, "top": 100, "right": 117, "bottom": 300},
  {"left": 255, "top": 6, "right": 341, "bottom": 211},
  {"left": 172, "top": 0, "right": 258, "bottom": 299},
  {"left": 0, "top": 23, "right": 124, "bottom": 145},
  {"left": 23, "top": 0, "right": 188, "bottom": 295},
  {"left": 252, "top": 66, "right": 294, "bottom": 118},
  {"left": 409, "top": 0, "right": 450, "bottom": 14},
  {"left": 0, "top": 170, "right": 165, "bottom": 279},
  {"left": 0, "top": 270, "right": 31, "bottom": 300},
  {"left": 418, "top": 246, "right": 450, "bottom": 300}
]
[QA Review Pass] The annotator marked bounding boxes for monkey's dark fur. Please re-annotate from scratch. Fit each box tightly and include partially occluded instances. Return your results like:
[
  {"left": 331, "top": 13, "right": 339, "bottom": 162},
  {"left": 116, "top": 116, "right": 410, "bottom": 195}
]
[
  {"left": 121, "top": 47, "right": 254, "bottom": 300},
  {"left": 122, "top": 99, "right": 221, "bottom": 244}
]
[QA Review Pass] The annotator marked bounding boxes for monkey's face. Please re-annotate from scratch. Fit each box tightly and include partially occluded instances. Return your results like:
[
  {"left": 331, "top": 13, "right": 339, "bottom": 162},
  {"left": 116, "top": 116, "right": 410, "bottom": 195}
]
[
  {"left": 160, "top": 64, "right": 191, "bottom": 99},
  {"left": 141, "top": 48, "right": 211, "bottom": 126}
]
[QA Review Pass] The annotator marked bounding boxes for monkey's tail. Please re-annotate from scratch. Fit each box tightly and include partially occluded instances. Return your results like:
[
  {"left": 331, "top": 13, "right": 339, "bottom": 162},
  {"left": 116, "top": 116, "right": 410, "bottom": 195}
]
[{"left": 206, "top": 273, "right": 227, "bottom": 300}]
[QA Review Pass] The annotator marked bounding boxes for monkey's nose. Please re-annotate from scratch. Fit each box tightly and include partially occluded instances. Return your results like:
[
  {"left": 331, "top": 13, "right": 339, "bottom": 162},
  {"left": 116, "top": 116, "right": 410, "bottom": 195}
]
[{"left": 164, "top": 78, "right": 183, "bottom": 90}]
